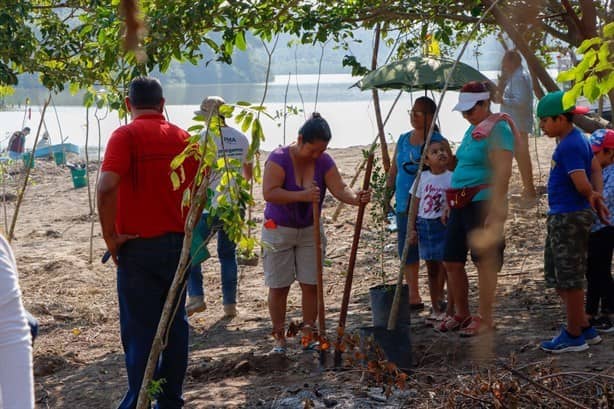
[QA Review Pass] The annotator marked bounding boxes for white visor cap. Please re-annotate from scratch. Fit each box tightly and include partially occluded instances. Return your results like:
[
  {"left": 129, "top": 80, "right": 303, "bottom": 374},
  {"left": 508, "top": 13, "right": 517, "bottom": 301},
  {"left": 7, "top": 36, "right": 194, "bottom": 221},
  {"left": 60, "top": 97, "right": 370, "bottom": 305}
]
[{"left": 452, "top": 91, "right": 490, "bottom": 112}]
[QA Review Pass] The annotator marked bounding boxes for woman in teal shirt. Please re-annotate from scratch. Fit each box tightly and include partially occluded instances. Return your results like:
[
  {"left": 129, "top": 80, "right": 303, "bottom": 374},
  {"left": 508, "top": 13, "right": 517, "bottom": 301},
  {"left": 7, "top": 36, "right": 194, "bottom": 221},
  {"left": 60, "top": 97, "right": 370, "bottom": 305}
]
[{"left": 436, "top": 81, "right": 514, "bottom": 337}]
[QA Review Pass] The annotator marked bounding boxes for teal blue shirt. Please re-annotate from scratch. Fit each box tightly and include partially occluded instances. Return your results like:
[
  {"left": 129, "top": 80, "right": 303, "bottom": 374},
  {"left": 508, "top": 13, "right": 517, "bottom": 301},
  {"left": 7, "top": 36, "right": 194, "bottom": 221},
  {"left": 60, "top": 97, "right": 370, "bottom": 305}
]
[{"left": 451, "top": 121, "right": 515, "bottom": 201}]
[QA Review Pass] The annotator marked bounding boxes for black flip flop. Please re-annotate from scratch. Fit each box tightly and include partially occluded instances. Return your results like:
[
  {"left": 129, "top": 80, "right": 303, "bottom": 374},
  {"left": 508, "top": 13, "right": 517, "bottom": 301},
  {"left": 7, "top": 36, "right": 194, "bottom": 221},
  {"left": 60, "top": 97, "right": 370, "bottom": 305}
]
[{"left": 410, "top": 303, "right": 425, "bottom": 311}]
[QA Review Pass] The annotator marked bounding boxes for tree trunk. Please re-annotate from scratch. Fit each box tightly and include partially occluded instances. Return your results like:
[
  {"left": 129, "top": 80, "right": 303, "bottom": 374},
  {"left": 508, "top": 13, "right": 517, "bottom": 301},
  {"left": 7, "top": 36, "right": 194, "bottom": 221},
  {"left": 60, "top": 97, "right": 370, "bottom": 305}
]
[
  {"left": 487, "top": 2, "right": 559, "bottom": 93},
  {"left": 487, "top": 1, "right": 610, "bottom": 132},
  {"left": 371, "top": 23, "right": 390, "bottom": 172}
]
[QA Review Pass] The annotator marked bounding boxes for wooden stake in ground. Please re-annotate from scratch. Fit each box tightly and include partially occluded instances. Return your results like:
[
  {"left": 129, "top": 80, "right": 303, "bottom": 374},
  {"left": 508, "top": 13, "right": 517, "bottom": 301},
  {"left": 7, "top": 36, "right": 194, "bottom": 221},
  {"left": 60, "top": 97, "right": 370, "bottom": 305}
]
[
  {"left": 334, "top": 150, "right": 374, "bottom": 367},
  {"left": 312, "top": 200, "right": 327, "bottom": 364},
  {"left": 8, "top": 95, "right": 51, "bottom": 243},
  {"left": 135, "top": 175, "right": 209, "bottom": 409}
]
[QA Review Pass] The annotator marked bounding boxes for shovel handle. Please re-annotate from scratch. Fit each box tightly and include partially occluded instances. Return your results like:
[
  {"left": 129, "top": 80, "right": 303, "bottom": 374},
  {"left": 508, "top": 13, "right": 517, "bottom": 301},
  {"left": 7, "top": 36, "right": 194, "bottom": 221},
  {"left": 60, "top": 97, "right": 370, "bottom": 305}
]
[
  {"left": 336, "top": 153, "right": 374, "bottom": 340},
  {"left": 313, "top": 201, "right": 326, "bottom": 339}
]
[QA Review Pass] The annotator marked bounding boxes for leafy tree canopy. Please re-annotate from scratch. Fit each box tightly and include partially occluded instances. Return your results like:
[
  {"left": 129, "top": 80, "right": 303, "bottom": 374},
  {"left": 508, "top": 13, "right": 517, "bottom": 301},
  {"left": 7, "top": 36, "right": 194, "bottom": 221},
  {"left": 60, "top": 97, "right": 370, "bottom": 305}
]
[{"left": 1, "top": 0, "right": 611, "bottom": 104}]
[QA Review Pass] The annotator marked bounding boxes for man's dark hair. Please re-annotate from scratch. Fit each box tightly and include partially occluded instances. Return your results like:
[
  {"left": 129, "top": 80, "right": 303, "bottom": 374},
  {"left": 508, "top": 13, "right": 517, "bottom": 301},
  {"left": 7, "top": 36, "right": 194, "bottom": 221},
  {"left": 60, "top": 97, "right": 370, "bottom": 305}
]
[
  {"left": 23, "top": 127, "right": 30, "bottom": 133},
  {"left": 299, "top": 112, "right": 332, "bottom": 143},
  {"left": 128, "top": 76, "right": 163, "bottom": 109}
]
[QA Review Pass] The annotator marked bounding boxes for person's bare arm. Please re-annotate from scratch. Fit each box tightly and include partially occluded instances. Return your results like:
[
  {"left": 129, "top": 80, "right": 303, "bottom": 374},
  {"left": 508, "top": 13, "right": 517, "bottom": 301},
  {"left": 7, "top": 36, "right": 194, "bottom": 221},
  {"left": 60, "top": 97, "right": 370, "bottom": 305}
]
[
  {"left": 385, "top": 144, "right": 398, "bottom": 210},
  {"left": 590, "top": 156, "right": 603, "bottom": 193},
  {"left": 97, "top": 171, "right": 137, "bottom": 264},
  {"left": 324, "top": 165, "right": 370, "bottom": 206},
  {"left": 486, "top": 148, "right": 513, "bottom": 225},
  {"left": 262, "top": 161, "right": 317, "bottom": 204},
  {"left": 570, "top": 169, "right": 610, "bottom": 224}
]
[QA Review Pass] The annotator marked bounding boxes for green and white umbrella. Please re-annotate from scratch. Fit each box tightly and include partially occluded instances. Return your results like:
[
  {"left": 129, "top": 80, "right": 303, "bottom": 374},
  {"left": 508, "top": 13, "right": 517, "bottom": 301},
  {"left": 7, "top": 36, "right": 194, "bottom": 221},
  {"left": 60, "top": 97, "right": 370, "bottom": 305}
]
[{"left": 355, "top": 56, "right": 489, "bottom": 91}]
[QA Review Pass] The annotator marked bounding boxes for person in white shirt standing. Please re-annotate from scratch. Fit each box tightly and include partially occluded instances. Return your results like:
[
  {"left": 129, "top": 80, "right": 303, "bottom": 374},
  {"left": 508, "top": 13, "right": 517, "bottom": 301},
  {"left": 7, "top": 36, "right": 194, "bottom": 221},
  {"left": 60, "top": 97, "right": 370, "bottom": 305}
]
[
  {"left": 498, "top": 50, "right": 537, "bottom": 201},
  {"left": 409, "top": 140, "right": 454, "bottom": 327},
  {"left": 186, "top": 97, "right": 253, "bottom": 318},
  {"left": 0, "top": 234, "right": 34, "bottom": 409}
]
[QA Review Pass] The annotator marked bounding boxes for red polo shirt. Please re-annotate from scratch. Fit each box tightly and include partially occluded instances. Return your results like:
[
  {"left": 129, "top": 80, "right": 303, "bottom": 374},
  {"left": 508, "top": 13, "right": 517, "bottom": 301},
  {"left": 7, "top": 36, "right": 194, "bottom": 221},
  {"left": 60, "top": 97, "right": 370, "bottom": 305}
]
[{"left": 102, "top": 114, "right": 197, "bottom": 238}]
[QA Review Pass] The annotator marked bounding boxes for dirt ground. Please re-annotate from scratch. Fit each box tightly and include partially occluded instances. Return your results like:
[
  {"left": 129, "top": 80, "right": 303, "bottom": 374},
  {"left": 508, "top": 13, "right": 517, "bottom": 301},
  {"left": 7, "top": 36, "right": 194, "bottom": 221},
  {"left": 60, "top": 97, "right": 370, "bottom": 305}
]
[{"left": 7, "top": 137, "right": 613, "bottom": 408}]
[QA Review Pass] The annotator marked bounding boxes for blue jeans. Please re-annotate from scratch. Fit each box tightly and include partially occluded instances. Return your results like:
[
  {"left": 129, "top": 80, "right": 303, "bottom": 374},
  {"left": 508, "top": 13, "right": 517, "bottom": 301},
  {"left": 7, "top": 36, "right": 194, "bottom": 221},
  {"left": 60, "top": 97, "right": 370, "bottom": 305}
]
[
  {"left": 25, "top": 310, "right": 38, "bottom": 344},
  {"left": 187, "top": 215, "right": 237, "bottom": 305},
  {"left": 117, "top": 233, "right": 188, "bottom": 409}
]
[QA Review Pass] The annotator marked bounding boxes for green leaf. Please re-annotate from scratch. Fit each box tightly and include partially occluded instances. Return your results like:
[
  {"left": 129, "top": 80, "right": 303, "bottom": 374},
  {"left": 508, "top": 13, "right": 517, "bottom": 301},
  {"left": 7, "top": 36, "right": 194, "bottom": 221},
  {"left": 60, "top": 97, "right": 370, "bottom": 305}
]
[
  {"left": 219, "top": 104, "right": 234, "bottom": 117},
  {"left": 575, "top": 58, "right": 592, "bottom": 82},
  {"left": 188, "top": 124, "right": 204, "bottom": 133},
  {"left": 182, "top": 187, "right": 191, "bottom": 208},
  {"left": 583, "top": 75, "right": 600, "bottom": 102},
  {"left": 241, "top": 112, "right": 253, "bottom": 133},
  {"left": 69, "top": 82, "right": 80, "bottom": 95},
  {"left": 235, "top": 31, "right": 247, "bottom": 51},
  {"left": 556, "top": 68, "right": 576, "bottom": 83},
  {"left": 562, "top": 83, "right": 583, "bottom": 110},
  {"left": 170, "top": 171, "right": 181, "bottom": 190},
  {"left": 251, "top": 118, "right": 264, "bottom": 145},
  {"left": 170, "top": 153, "right": 186, "bottom": 170},
  {"left": 577, "top": 37, "right": 602, "bottom": 54},
  {"left": 236, "top": 101, "right": 251, "bottom": 106},
  {"left": 597, "top": 71, "right": 614, "bottom": 95},
  {"left": 604, "top": 22, "right": 614, "bottom": 38}
]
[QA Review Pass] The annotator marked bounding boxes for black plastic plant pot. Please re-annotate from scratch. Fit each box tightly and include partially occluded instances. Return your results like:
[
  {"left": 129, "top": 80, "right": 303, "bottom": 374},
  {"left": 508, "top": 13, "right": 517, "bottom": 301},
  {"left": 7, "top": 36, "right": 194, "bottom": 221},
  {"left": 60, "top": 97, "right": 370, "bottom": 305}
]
[
  {"left": 359, "top": 325, "right": 412, "bottom": 373},
  {"left": 369, "top": 284, "right": 410, "bottom": 328}
]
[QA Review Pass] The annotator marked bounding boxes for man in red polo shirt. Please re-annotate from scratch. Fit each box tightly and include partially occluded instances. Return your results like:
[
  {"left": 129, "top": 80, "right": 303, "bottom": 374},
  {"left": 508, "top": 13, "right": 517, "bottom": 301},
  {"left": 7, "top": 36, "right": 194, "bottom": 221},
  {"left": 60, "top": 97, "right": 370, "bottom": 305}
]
[{"left": 97, "top": 76, "right": 196, "bottom": 409}]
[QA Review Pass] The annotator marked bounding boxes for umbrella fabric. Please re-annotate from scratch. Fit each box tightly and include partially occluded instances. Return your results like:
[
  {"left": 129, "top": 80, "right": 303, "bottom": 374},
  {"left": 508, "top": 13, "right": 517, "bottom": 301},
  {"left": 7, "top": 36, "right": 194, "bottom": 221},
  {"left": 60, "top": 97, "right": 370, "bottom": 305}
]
[{"left": 356, "top": 56, "right": 489, "bottom": 91}]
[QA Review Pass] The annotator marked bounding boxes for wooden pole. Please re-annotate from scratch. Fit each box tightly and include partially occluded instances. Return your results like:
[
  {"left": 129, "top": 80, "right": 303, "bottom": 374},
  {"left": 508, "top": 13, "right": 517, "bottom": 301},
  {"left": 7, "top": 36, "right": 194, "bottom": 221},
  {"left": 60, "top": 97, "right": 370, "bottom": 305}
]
[
  {"left": 331, "top": 90, "right": 402, "bottom": 223},
  {"left": 8, "top": 95, "right": 51, "bottom": 242},
  {"left": 371, "top": 23, "right": 391, "bottom": 172},
  {"left": 312, "top": 201, "right": 326, "bottom": 364},
  {"left": 334, "top": 149, "right": 375, "bottom": 367}
]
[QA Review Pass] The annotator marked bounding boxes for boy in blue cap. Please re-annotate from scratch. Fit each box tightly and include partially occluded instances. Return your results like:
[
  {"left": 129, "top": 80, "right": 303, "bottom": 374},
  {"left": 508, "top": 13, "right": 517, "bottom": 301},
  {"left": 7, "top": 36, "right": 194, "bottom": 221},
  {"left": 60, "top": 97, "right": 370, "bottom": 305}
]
[{"left": 536, "top": 91, "right": 609, "bottom": 353}]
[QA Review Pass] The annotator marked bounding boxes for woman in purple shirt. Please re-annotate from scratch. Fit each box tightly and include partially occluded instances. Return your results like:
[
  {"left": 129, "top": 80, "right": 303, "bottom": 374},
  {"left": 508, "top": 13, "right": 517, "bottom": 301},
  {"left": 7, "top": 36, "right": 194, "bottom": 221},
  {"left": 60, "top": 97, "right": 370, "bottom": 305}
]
[{"left": 262, "top": 113, "right": 370, "bottom": 354}]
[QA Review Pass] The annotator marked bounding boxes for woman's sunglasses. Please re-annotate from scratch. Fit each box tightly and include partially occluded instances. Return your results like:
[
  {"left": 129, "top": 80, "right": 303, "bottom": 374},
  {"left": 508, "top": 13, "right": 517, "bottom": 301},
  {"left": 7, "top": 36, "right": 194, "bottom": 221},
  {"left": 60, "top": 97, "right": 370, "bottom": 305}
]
[{"left": 462, "top": 101, "right": 483, "bottom": 116}]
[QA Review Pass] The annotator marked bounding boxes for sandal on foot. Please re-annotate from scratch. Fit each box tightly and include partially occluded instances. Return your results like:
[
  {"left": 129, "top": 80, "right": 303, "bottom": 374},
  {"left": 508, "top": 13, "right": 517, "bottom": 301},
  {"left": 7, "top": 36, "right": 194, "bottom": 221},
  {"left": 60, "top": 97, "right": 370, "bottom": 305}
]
[
  {"left": 435, "top": 315, "right": 471, "bottom": 332},
  {"left": 302, "top": 341, "right": 320, "bottom": 351},
  {"left": 410, "top": 302, "right": 425, "bottom": 311},
  {"left": 269, "top": 345, "right": 287, "bottom": 355},
  {"left": 425, "top": 312, "right": 446, "bottom": 327},
  {"left": 459, "top": 316, "right": 494, "bottom": 338}
]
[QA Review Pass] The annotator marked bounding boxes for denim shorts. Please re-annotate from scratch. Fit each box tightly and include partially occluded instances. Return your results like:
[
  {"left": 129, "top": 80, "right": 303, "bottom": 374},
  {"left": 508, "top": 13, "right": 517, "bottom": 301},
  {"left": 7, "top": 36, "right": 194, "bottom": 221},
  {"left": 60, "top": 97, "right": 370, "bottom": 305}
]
[
  {"left": 417, "top": 217, "right": 446, "bottom": 261},
  {"left": 396, "top": 211, "right": 419, "bottom": 265},
  {"left": 544, "top": 209, "right": 593, "bottom": 289}
]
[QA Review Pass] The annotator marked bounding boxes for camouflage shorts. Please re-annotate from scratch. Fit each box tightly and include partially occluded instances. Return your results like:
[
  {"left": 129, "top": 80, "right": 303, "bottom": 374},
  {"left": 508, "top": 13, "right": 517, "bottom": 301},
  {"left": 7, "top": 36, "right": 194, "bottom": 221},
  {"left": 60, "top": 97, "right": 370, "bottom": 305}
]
[{"left": 544, "top": 209, "right": 593, "bottom": 289}]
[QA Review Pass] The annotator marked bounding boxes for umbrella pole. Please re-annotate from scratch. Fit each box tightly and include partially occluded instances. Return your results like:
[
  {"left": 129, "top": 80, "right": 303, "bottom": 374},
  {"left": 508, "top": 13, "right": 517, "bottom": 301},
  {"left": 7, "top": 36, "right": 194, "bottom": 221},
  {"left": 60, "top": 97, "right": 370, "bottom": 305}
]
[{"left": 334, "top": 150, "right": 375, "bottom": 367}]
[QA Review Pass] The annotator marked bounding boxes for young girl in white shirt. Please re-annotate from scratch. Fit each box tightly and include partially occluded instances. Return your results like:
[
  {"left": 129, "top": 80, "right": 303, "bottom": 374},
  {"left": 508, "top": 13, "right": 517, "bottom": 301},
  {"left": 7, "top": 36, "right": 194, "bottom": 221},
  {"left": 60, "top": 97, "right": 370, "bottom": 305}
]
[{"left": 409, "top": 141, "right": 454, "bottom": 325}]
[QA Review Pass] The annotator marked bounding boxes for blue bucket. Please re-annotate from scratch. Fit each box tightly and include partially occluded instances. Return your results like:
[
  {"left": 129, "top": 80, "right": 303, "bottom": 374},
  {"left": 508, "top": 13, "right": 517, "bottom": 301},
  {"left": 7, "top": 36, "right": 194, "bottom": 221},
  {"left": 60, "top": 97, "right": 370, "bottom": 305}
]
[
  {"left": 22, "top": 153, "right": 35, "bottom": 169},
  {"left": 70, "top": 167, "right": 87, "bottom": 189}
]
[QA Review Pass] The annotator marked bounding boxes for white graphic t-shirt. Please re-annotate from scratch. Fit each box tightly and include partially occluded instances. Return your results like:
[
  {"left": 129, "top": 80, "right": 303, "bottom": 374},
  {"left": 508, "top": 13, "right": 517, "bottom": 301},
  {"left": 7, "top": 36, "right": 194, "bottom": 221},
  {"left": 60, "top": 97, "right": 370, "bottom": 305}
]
[
  {"left": 410, "top": 170, "right": 452, "bottom": 219},
  {"left": 201, "top": 126, "right": 250, "bottom": 207}
]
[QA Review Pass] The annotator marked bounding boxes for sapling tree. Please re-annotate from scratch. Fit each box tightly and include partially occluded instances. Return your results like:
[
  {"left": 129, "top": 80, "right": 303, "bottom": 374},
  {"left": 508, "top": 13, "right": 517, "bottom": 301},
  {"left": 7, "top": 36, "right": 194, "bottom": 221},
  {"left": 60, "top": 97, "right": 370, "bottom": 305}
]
[
  {"left": 135, "top": 101, "right": 268, "bottom": 409},
  {"left": 368, "top": 154, "right": 390, "bottom": 284}
]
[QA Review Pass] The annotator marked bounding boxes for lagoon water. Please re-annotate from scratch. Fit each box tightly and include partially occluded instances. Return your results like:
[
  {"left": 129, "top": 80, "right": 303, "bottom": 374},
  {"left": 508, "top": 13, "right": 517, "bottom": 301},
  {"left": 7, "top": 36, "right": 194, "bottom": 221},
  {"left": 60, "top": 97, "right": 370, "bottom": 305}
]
[{"left": 1, "top": 73, "right": 503, "bottom": 154}]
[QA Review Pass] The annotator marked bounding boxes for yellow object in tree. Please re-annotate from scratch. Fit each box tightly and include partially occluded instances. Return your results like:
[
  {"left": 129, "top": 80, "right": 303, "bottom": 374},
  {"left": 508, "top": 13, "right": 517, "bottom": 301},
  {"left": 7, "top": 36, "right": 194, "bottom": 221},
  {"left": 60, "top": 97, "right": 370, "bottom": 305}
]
[{"left": 425, "top": 34, "right": 441, "bottom": 57}]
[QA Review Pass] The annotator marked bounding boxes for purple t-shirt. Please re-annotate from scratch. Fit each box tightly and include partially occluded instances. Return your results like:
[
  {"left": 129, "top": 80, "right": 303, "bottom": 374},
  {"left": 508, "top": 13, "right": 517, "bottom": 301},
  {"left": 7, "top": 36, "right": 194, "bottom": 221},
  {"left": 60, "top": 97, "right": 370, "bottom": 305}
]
[{"left": 264, "top": 146, "right": 335, "bottom": 228}]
